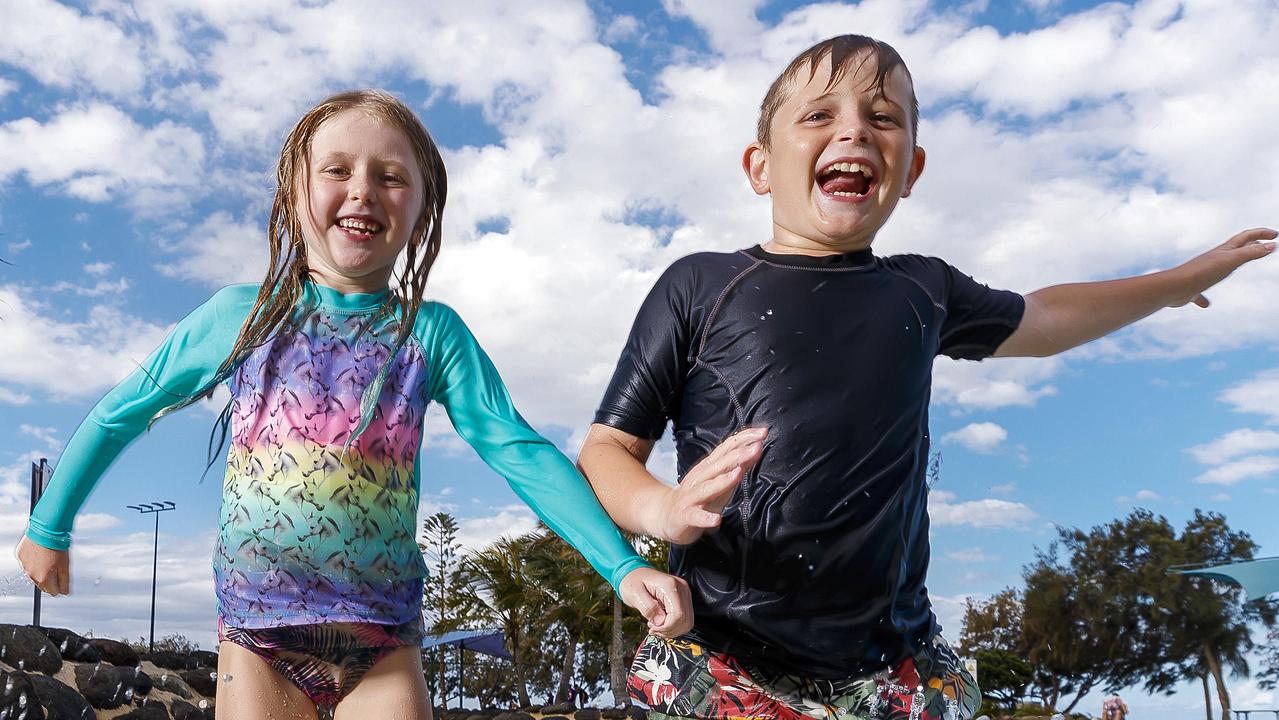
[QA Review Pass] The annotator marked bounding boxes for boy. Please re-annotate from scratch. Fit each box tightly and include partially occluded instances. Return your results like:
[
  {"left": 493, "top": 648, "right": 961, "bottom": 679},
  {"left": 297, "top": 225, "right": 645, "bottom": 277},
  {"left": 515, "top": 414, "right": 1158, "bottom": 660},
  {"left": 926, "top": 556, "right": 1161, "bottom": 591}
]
[{"left": 577, "top": 35, "right": 1274, "bottom": 720}]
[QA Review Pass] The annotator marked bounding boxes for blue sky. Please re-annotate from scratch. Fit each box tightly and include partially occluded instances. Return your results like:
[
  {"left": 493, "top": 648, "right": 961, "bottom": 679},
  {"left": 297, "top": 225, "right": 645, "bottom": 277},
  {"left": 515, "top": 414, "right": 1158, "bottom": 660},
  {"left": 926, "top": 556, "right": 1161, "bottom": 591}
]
[{"left": 1, "top": 0, "right": 1277, "bottom": 716}]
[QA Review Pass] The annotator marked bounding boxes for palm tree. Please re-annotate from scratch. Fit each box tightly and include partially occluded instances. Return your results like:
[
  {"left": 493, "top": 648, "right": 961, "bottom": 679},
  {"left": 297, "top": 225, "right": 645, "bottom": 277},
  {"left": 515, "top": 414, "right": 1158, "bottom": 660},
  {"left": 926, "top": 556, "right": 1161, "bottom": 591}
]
[
  {"left": 456, "top": 534, "right": 540, "bottom": 707},
  {"left": 526, "top": 528, "right": 615, "bottom": 704}
]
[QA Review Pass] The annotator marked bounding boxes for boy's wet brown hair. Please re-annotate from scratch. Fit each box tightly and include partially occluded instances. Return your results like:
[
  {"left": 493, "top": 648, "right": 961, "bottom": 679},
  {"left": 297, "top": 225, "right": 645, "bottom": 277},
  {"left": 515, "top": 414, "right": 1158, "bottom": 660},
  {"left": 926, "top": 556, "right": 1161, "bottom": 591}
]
[{"left": 757, "top": 34, "right": 919, "bottom": 147}]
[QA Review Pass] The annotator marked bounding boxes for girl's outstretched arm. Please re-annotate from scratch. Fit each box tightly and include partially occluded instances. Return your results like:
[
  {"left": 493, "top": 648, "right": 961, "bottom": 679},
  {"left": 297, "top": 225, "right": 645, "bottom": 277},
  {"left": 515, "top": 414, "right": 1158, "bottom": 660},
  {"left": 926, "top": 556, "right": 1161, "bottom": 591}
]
[
  {"left": 994, "top": 228, "right": 1275, "bottom": 358},
  {"left": 420, "top": 302, "right": 691, "bottom": 635},
  {"left": 23, "top": 285, "right": 254, "bottom": 566}
]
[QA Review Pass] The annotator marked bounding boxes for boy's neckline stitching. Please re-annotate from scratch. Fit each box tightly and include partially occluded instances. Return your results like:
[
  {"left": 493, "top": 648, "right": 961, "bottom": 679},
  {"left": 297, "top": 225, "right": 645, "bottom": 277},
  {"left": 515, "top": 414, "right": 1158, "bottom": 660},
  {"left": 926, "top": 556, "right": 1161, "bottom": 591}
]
[{"left": 742, "top": 244, "right": 876, "bottom": 271}]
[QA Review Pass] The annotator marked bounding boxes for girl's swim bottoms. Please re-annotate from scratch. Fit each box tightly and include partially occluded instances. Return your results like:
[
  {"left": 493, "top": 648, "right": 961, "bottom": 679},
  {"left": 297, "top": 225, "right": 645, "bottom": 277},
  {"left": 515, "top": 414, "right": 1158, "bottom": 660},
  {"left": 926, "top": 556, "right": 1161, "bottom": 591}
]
[{"left": 218, "top": 617, "right": 422, "bottom": 710}]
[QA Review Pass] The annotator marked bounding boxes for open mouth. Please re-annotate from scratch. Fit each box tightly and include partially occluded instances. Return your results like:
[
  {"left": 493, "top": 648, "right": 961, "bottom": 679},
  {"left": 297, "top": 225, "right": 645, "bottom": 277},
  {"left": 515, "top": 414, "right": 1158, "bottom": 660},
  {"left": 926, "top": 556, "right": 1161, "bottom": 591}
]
[
  {"left": 336, "top": 216, "right": 384, "bottom": 239},
  {"left": 817, "top": 161, "right": 876, "bottom": 198}
]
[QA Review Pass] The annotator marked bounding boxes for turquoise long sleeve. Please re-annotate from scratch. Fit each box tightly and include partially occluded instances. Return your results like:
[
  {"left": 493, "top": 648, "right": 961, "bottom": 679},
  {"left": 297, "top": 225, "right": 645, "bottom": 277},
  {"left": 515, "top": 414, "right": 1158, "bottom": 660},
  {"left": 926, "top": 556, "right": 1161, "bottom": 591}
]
[
  {"left": 418, "top": 303, "right": 650, "bottom": 591},
  {"left": 26, "top": 286, "right": 253, "bottom": 550}
]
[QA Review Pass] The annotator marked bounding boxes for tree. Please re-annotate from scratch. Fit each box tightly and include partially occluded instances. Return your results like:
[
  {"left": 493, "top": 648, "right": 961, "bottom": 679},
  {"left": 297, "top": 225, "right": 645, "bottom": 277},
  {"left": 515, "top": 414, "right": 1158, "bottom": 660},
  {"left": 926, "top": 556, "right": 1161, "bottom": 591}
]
[
  {"left": 959, "top": 588, "right": 1031, "bottom": 710},
  {"left": 420, "top": 511, "right": 465, "bottom": 707},
  {"left": 455, "top": 534, "right": 542, "bottom": 707}
]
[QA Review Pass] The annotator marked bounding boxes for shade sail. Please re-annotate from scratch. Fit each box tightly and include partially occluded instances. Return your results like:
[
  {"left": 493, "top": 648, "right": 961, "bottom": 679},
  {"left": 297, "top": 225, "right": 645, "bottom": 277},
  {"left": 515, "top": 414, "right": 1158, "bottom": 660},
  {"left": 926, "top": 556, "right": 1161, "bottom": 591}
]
[
  {"left": 1173, "top": 556, "right": 1279, "bottom": 601},
  {"left": 421, "top": 628, "right": 512, "bottom": 660}
]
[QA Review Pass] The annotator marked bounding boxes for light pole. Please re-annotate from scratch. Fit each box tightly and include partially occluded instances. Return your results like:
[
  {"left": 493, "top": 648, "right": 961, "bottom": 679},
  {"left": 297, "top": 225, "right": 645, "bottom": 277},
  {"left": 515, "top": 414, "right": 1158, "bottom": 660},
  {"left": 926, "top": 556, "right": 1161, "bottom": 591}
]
[
  {"left": 127, "top": 501, "right": 175, "bottom": 653},
  {"left": 30, "top": 458, "right": 51, "bottom": 627}
]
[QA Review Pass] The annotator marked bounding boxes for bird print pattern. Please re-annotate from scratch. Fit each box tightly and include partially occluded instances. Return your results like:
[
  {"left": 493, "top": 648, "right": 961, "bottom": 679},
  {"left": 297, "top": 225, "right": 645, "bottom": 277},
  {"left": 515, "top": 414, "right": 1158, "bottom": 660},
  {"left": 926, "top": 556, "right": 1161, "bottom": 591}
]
[{"left": 214, "top": 303, "right": 431, "bottom": 628}]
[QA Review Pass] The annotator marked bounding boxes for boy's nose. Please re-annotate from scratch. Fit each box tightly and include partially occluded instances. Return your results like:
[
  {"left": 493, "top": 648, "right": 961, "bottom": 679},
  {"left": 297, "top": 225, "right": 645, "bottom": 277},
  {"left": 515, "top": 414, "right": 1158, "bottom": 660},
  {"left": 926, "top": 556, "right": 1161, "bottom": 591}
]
[{"left": 836, "top": 122, "right": 871, "bottom": 145}]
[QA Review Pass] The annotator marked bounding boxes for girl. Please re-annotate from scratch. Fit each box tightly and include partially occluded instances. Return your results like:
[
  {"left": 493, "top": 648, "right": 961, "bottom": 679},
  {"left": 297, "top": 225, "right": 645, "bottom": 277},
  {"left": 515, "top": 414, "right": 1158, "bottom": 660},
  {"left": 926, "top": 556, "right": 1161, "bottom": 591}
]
[{"left": 17, "top": 90, "right": 690, "bottom": 720}]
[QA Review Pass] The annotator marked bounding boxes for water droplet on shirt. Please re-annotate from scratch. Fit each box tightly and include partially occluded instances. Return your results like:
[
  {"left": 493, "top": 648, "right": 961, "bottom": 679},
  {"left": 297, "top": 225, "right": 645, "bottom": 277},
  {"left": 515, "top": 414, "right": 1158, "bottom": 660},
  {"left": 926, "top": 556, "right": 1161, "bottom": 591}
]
[
  {"left": 759, "top": 315, "right": 766, "bottom": 320},
  {"left": 16, "top": 660, "right": 23, "bottom": 670},
  {"left": 16, "top": 694, "right": 25, "bottom": 708}
]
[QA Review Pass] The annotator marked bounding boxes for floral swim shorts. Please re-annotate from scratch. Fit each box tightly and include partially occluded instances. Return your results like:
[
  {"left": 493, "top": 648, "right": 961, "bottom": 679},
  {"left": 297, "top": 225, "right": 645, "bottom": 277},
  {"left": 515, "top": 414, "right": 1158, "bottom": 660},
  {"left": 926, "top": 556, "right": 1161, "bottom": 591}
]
[{"left": 627, "top": 633, "right": 980, "bottom": 720}]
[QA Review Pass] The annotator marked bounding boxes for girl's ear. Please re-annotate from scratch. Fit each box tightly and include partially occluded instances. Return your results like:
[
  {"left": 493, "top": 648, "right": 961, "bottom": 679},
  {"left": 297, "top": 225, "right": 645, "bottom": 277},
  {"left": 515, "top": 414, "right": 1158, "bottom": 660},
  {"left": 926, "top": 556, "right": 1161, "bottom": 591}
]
[{"left": 743, "top": 142, "right": 770, "bottom": 196}]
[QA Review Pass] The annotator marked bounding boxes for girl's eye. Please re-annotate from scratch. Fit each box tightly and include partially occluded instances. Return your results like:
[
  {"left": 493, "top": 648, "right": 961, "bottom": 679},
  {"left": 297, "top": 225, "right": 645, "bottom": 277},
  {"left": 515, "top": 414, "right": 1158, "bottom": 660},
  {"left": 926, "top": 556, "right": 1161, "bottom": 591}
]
[
  {"left": 382, "top": 174, "right": 405, "bottom": 184},
  {"left": 321, "top": 166, "right": 349, "bottom": 177}
]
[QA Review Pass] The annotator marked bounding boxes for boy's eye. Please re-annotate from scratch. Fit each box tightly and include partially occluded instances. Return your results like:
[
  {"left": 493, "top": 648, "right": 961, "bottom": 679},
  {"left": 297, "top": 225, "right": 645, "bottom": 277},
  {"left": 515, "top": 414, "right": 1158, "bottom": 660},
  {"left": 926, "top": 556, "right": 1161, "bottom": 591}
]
[{"left": 803, "top": 110, "right": 832, "bottom": 122}]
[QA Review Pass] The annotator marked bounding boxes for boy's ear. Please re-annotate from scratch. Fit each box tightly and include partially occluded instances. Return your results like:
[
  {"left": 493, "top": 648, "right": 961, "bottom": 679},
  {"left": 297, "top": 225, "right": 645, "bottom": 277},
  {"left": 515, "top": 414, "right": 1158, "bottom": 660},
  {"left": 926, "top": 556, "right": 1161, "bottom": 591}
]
[
  {"left": 901, "top": 145, "right": 926, "bottom": 199},
  {"left": 742, "top": 142, "right": 770, "bottom": 196}
]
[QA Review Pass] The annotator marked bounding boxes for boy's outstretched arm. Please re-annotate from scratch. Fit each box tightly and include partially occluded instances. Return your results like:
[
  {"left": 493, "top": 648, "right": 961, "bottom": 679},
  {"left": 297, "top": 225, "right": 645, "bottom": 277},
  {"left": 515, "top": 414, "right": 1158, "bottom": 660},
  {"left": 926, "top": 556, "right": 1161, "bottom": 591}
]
[
  {"left": 994, "top": 228, "right": 1276, "bottom": 358},
  {"left": 578, "top": 424, "right": 767, "bottom": 545}
]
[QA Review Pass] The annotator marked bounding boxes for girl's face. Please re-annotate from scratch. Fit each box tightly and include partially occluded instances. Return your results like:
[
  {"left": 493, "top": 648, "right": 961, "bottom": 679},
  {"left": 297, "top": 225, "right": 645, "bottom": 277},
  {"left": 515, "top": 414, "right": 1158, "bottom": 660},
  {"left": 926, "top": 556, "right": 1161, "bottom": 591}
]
[{"left": 298, "top": 109, "right": 425, "bottom": 294}]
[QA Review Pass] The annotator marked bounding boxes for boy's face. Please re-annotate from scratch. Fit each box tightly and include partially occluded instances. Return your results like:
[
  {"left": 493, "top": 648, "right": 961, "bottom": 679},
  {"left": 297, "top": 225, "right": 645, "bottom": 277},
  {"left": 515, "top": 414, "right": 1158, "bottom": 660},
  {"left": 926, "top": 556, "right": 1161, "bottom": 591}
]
[{"left": 744, "top": 53, "right": 925, "bottom": 253}]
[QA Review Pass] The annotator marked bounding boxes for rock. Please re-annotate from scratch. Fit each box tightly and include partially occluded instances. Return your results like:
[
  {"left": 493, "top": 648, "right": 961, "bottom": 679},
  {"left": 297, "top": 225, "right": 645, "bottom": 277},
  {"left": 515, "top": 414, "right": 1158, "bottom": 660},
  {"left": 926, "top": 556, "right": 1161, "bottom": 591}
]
[
  {"left": 32, "top": 628, "right": 100, "bottom": 665},
  {"left": 28, "top": 673, "right": 95, "bottom": 720},
  {"left": 119, "top": 665, "right": 154, "bottom": 697},
  {"left": 576, "top": 708, "right": 602, "bottom": 720},
  {"left": 466, "top": 715, "right": 489, "bottom": 720},
  {"left": 493, "top": 713, "right": 535, "bottom": 720},
  {"left": 178, "top": 669, "right": 216, "bottom": 698},
  {"left": 623, "top": 707, "right": 648, "bottom": 720},
  {"left": 150, "top": 670, "right": 193, "bottom": 699},
  {"left": 86, "top": 639, "right": 138, "bottom": 667},
  {"left": 541, "top": 703, "right": 576, "bottom": 715},
  {"left": 143, "top": 652, "right": 196, "bottom": 671},
  {"left": 1, "top": 669, "right": 48, "bottom": 720},
  {"left": 601, "top": 709, "right": 627, "bottom": 719},
  {"left": 171, "top": 699, "right": 214, "bottom": 720},
  {"left": 0, "top": 624, "right": 63, "bottom": 675},
  {"left": 73, "top": 663, "right": 131, "bottom": 709},
  {"left": 543, "top": 716, "right": 571, "bottom": 720},
  {"left": 117, "top": 704, "right": 171, "bottom": 720}
]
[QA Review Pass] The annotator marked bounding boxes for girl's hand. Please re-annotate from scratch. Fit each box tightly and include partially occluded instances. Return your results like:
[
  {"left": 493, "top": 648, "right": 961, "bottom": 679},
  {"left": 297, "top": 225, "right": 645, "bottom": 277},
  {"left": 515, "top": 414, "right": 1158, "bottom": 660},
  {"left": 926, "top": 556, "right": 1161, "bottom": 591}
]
[
  {"left": 1171, "top": 227, "right": 1276, "bottom": 308},
  {"left": 15, "top": 535, "right": 70, "bottom": 596},
  {"left": 619, "top": 567, "right": 693, "bottom": 638},
  {"left": 654, "top": 426, "right": 768, "bottom": 545}
]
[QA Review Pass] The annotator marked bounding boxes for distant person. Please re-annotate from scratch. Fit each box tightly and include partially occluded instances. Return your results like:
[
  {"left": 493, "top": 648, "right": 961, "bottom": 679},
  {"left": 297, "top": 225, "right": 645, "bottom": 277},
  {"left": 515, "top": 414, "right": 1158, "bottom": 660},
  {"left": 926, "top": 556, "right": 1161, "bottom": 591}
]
[
  {"left": 17, "top": 90, "right": 691, "bottom": 720},
  {"left": 1102, "top": 693, "right": 1130, "bottom": 720},
  {"left": 577, "top": 33, "right": 1273, "bottom": 720}
]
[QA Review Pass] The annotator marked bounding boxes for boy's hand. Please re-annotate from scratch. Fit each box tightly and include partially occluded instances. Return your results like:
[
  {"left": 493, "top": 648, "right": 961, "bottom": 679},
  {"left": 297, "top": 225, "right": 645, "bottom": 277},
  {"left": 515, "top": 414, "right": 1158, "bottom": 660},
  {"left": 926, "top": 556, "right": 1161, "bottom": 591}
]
[
  {"left": 1170, "top": 227, "right": 1276, "bottom": 308},
  {"left": 654, "top": 427, "right": 768, "bottom": 545},
  {"left": 619, "top": 567, "right": 693, "bottom": 638},
  {"left": 15, "top": 535, "right": 71, "bottom": 596}
]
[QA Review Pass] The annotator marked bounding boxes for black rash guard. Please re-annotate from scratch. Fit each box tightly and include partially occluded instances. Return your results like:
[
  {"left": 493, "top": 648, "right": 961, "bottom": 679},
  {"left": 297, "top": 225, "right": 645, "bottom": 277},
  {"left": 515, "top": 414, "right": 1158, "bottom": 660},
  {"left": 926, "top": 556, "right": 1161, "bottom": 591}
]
[{"left": 594, "top": 244, "right": 1025, "bottom": 679}]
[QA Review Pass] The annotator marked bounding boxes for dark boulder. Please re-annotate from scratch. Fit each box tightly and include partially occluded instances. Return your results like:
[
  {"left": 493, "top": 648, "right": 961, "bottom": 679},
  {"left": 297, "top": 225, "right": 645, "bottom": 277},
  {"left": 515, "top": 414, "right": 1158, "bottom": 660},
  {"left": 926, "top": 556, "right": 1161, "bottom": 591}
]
[
  {"left": 1, "top": 669, "right": 47, "bottom": 720},
  {"left": 117, "top": 703, "right": 171, "bottom": 720},
  {"left": 171, "top": 699, "right": 214, "bottom": 720},
  {"left": 178, "top": 669, "right": 216, "bottom": 698},
  {"left": 143, "top": 652, "right": 196, "bottom": 671},
  {"left": 541, "top": 703, "right": 576, "bottom": 715},
  {"left": 0, "top": 624, "right": 63, "bottom": 675},
  {"left": 188, "top": 651, "right": 218, "bottom": 670},
  {"left": 32, "top": 627, "right": 100, "bottom": 664},
  {"left": 73, "top": 663, "right": 131, "bottom": 709},
  {"left": 493, "top": 713, "right": 535, "bottom": 720},
  {"left": 623, "top": 707, "right": 648, "bottom": 720},
  {"left": 86, "top": 639, "right": 138, "bottom": 667},
  {"left": 576, "top": 708, "right": 602, "bottom": 720},
  {"left": 150, "top": 670, "right": 193, "bottom": 699},
  {"left": 28, "top": 672, "right": 95, "bottom": 720}
]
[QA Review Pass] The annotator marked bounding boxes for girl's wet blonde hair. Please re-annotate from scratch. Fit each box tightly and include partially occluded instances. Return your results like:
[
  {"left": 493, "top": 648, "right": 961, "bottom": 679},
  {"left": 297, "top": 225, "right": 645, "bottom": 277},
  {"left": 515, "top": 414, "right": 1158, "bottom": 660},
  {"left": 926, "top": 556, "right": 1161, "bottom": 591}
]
[{"left": 159, "top": 90, "right": 447, "bottom": 460}]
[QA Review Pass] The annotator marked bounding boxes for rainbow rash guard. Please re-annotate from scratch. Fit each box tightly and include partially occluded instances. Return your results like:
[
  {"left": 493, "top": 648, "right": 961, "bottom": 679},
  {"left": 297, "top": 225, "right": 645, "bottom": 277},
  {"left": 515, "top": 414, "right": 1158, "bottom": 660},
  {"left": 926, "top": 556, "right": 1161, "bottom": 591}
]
[{"left": 28, "top": 281, "right": 649, "bottom": 630}]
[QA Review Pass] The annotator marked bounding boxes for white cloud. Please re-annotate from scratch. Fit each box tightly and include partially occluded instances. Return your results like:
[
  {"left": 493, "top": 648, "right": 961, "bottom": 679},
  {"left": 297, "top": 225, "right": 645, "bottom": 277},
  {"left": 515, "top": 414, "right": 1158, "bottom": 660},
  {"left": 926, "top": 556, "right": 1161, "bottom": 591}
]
[
  {"left": 945, "top": 547, "right": 995, "bottom": 563},
  {"left": 1220, "top": 369, "right": 1279, "bottom": 424},
  {"left": 51, "top": 277, "right": 132, "bottom": 298},
  {"left": 0, "top": 78, "right": 16, "bottom": 100},
  {"left": 1135, "top": 489, "right": 1160, "bottom": 502},
  {"left": 1210, "top": 493, "right": 1231, "bottom": 502},
  {"left": 0, "top": 284, "right": 172, "bottom": 401},
  {"left": 932, "top": 356, "right": 1060, "bottom": 411},
  {"left": 0, "top": 104, "right": 204, "bottom": 209},
  {"left": 19, "top": 424, "right": 61, "bottom": 453},
  {"left": 1189, "top": 428, "right": 1279, "bottom": 465},
  {"left": 660, "top": 0, "right": 766, "bottom": 56},
  {"left": 929, "top": 490, "right": 1036, "bottom": 528},
  {"left": 0, "top": 0, "right": 147, "bottom": 96},
  {"left": 84, "top": 262, "right": 113, "bottom": 276},
  {"left": 1194, "top": 455, "right": 1279, "bottom": 486},
  {"left": 156, "top": 211, "right": 269, "bottom": 287},
  {"left": 453, "top": 505, "right": 539, "bottom": 554},
  {"left": 941, "top": 422, "right": 1008, "bottom": 453}
]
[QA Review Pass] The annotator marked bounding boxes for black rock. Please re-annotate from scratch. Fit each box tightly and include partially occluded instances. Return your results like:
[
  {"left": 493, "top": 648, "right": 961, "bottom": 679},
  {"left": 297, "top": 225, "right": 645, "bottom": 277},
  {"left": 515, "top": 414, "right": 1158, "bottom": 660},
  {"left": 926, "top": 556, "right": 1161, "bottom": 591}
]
[
  {"left": 150, "top": 669, "right": 193, "bottom": 699},
  {"left": 542, "top": 716, "right": 571, "bottom": 720},
  {"left": 171, "top": 699, "right": 214, "bottom": 720},
  {"left": 1, "top": 669, "right": 48, "bottom": 720},
  {"left": 86, "top": 639, "right": 138, "bottom": 667},
  {"left": 623, "top": 706, "right": 648, "bottom": 720},
  {"left": 119, "top": 665, "right": 154, "bottom": 697},
  {"left": 493, "top": 713, "right": 536, "bottom": 720},
  {"left": 576, "top": 708, "right": 602, "bottom": 720},
  {"left": 542, "top": 703, "right": 576, "bottom": 715},
  {"left": 178, "top": 669, "right": 216, "bottom": 698},
  {"left": 117, "top": 704, "right": 171, "bottom": 720},
  {"left": 28, "top": 673, "right": 96, "bottom": 720},
  {"left": 73, "top": 663, "right": 131, "bottom": 709},
  {"left": 0, "top": 624, "right": 63, "bottom": 675},
  {"left": 601, "top": 709, "right": 627, "bottom": 719},
  {"left": 32, "top": 627, "right": 100, "bottom": 664}
]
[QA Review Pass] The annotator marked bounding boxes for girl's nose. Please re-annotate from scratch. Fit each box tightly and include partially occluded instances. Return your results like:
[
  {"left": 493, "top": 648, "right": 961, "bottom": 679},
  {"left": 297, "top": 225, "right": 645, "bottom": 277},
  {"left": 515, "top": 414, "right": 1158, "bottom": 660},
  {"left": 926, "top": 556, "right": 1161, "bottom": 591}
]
[{"left": 348, "top": 180, "right": 374, "bottom": 204}]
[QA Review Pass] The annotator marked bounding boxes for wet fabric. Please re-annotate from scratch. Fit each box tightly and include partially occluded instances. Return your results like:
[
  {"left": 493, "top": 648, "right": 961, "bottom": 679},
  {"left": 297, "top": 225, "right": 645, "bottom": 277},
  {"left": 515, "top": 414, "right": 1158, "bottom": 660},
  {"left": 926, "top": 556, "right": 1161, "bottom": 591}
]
[
  {"left": 218, "top": 617, "right": 419, "bottom": 710},
  {"left": 628, "top": 633, "right": 980, "bottom": 720},
  {"left": 595, "top": 245, "right": 1023, "bottom": 678},
  {"left": 29, "top": 281, "right": 649, "bottom": 629}
]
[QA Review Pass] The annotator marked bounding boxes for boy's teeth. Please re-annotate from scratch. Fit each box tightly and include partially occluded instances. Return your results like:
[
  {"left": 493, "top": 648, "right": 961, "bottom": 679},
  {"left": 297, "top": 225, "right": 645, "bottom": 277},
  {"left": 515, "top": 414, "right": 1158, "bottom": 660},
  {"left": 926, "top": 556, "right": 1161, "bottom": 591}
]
[{"left": 826, "top": 161, "right": 872, "bottom": 177}]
